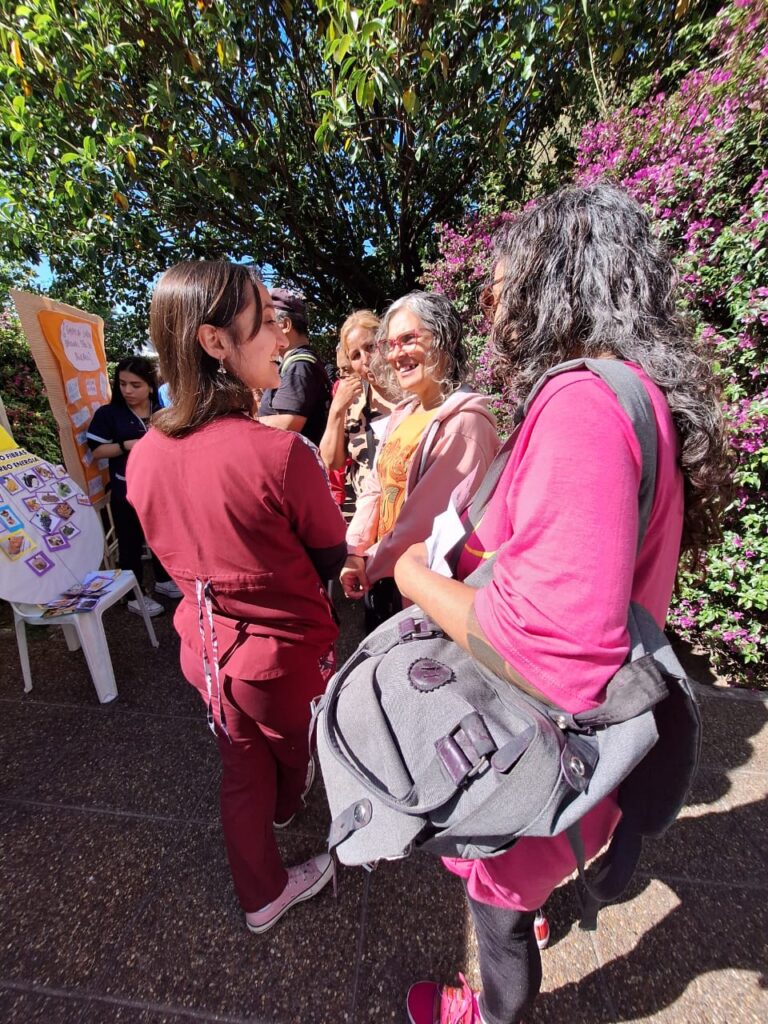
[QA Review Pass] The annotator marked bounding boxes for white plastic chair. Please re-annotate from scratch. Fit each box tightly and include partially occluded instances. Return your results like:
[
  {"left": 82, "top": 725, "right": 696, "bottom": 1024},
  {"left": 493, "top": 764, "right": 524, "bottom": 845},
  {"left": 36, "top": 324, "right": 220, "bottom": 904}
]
[
  {"left": 11, "top": 570, "right": 159, "bottom": 704},
  {"left": 100, "top": 496, "right": 120, "bottom": 569}
]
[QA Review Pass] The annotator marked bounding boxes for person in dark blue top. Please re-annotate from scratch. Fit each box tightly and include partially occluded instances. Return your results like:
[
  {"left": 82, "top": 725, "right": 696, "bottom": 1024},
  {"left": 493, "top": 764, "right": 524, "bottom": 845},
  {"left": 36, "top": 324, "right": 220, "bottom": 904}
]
[{"left": 87, "top": 356, "right": 179, "bottom": 615}]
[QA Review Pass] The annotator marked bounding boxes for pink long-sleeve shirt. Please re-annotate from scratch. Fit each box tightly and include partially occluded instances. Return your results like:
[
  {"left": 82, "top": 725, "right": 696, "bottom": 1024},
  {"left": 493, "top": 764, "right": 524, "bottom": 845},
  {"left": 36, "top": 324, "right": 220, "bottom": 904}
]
[{"left": 444, "top": 365, "right": 684, "bottom": 910}]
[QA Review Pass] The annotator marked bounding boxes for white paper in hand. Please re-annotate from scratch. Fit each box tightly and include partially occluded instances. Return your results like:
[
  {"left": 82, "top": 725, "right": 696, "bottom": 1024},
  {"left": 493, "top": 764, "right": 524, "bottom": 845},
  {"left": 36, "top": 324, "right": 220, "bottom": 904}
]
[{"left": 425, "top": 501, "right": 466, "bottom": 578}]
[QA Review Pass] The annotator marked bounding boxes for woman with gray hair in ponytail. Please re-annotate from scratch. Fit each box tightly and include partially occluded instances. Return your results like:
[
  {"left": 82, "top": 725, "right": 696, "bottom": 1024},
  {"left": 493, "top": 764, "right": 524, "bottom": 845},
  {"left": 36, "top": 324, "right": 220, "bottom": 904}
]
[
  {"left": 341, "top": 290, "right": 500, "bottom": 631},
  {"left": 395, "top": 184, "right": 729, "bottom": 1024}
]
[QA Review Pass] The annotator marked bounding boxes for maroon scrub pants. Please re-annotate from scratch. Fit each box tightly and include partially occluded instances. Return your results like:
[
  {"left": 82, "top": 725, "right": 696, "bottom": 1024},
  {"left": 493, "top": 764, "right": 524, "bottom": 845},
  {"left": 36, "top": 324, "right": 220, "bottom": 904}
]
[{"left": 181, "top": 642, "right": 327, "bottom": 912}]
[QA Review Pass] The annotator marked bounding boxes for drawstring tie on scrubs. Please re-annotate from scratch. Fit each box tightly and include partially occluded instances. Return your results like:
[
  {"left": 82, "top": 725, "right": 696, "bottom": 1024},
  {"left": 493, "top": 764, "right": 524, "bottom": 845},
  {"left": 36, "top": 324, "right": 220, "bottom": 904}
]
[{"left": 195, "top": 577, "right": 230, "bottom": 740}]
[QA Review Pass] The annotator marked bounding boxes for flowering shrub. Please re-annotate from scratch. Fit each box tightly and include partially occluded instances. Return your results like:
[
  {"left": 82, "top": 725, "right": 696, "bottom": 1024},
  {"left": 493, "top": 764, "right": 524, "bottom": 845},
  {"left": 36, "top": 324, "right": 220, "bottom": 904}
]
[
  {"left": 0, "top": 305, "right": 62, "bottom": 463},
  {"left": 422, "top": 213, "right": 516, "bottom": 425},
  {"left": 423, "top": 0, "right": 767, "bottom": 686}
]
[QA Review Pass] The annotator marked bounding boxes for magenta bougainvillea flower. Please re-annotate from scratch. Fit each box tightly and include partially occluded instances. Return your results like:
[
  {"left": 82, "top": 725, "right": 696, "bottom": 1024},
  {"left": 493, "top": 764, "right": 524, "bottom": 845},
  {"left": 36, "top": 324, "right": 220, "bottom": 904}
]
[{"left": 423, "top": 0, "right": 767, "bottom": 685}]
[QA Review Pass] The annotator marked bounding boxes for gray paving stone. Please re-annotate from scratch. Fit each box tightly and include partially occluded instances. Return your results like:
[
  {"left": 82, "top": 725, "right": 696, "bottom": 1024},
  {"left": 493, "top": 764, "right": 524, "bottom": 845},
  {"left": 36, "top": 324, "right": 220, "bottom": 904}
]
[{"left": 1, "top": 596, "right": 766, "bottom": 1023}]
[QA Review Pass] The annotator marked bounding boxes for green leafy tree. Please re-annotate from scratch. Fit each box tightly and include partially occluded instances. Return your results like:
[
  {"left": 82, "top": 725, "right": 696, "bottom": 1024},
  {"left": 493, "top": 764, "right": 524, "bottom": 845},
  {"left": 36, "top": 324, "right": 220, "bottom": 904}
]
[
  {"left": 423, "top": 0, "right": 768, "bottom": 685},
  {"left": 0, "top": 0, "right": 717, "bottom": 332},
  {"left": 0, "top": 301, "right": 61, "bottom": 461}
]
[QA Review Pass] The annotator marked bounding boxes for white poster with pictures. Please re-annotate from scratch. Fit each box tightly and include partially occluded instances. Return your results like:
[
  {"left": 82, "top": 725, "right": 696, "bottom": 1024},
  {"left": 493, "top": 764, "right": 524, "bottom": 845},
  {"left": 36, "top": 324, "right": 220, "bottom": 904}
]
[{"left": 0, "top": 442, "right": 104, "bottom": 604}]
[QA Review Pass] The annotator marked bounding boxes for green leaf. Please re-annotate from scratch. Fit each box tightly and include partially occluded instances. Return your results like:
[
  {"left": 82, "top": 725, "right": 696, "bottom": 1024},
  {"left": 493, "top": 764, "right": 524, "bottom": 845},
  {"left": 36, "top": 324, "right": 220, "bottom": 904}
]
[
  {"left": 334, "top": 34, "right": 351, "bottom": 63},
  {"left": 354, "top": 73, "right": 368, "bottom": 107}
]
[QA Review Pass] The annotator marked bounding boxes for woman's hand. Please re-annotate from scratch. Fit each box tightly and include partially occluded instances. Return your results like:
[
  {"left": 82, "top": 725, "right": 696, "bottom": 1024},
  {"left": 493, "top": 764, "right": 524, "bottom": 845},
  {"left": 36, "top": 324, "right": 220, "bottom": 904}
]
[
  {"left": 394, "top": 542, "right": 428, "bottom": 599},
  {"left": 340, "top": 554, "right": 370, "bottom": 599},
  {"left": 331, "top": 375, "right": 363, "bottom": 414}
]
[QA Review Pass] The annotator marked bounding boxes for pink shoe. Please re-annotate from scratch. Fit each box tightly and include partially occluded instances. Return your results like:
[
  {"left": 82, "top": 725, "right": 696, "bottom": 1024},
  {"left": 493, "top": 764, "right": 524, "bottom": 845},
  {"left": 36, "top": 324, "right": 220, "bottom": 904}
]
[
  {"left": 407, "top": 974, "right": 483, "bottom": 1023},
  {"left": 245, "top": 853, "right": 334, "bottom": 934}
]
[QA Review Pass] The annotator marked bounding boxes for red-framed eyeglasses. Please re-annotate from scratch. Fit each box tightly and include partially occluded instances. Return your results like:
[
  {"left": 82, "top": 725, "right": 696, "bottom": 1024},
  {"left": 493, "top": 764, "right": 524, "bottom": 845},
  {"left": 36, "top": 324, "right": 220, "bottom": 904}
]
[{"left": 377, "top": 330, "right": 432, "bottom": 357}]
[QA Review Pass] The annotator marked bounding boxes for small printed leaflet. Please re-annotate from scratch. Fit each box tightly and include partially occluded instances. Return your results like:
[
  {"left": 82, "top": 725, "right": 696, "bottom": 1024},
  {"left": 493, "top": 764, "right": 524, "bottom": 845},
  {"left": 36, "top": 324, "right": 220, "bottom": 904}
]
[{"left": 41, "top": 569, "right": 122, "bottom": 617}]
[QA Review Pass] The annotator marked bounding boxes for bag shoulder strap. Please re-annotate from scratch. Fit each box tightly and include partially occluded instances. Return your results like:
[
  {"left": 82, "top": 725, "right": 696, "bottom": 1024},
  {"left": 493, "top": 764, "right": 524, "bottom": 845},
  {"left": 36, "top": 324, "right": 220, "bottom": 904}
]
[
  {"left": 521, "top": 358, "right": 657, "bottom": 549},
  {"left": 281, "top": 348, "right": 319, "bottom": 374},
  {"left": 459, "top": 358, "right": 658, "bottom": 588}
]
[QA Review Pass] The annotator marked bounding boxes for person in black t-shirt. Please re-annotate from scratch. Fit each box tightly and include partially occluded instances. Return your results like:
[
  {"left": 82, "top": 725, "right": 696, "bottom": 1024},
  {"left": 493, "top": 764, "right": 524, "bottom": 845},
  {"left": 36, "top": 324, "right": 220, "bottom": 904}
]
[
  {"left": 87, "top": 356, "right": 179, "bottom": 616},
  {"left": 258, "top": 289, "right": 331, "bottom": 445}
]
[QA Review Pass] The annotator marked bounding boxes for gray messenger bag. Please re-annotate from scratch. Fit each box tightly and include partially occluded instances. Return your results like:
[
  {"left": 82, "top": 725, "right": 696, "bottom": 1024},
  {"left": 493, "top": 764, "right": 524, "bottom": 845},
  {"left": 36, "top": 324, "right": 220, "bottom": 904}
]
[{"left": 315, "top": 359, "right": 701, "bottom": 927}]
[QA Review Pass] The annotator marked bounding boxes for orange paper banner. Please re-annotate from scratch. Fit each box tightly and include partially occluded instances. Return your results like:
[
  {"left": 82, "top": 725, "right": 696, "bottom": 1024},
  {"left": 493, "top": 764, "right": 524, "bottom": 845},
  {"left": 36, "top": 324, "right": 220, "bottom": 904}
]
[{"left": 9, "top": 291, "right": 111, "bottom": 504}]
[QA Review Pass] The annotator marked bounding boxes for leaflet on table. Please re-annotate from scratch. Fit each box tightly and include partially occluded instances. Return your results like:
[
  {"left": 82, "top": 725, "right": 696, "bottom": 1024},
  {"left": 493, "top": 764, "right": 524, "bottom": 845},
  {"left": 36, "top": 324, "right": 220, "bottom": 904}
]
[
  {"left": 39, "top": 569, "right": 123, "bottom": 615},
  {"left": 61, "top": 571, "right": 120, "bottom": 596},
  {"left": 42, "top": 594, "right": 101, "bottom": 617}
]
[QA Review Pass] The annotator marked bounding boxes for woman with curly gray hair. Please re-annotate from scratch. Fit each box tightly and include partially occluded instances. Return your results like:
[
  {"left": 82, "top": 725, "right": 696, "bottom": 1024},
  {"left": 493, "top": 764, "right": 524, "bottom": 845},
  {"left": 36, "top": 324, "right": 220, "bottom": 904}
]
[
  {"left": 341, "top": 290, "right": 499, "bottom": 630},
  {"left": 395, "top": 184, "right": 730, "bottom": 1024}
]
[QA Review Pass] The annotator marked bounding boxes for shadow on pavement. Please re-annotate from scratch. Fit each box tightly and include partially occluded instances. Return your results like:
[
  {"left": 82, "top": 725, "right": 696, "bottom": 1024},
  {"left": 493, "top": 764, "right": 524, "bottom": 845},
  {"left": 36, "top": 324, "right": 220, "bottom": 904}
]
[{"left": 534, "top": 691, "right": 768, "bottom": 1022}]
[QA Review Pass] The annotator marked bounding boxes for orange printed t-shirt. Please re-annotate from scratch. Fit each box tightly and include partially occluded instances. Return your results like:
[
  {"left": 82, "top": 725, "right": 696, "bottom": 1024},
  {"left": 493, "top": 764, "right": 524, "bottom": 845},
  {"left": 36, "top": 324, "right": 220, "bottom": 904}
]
[{"left": 375, "top": 407, "right": 435, "bottom": 541}]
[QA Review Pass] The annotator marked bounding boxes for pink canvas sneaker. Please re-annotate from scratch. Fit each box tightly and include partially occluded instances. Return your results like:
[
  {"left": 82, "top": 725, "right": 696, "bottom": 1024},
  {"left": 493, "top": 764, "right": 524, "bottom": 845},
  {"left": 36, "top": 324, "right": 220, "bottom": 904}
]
[
  {"left": 407, "top": 973, "right": 484, "bottom": 1024},
  {"left": 245, "top": 853, "right": 334, "bottom": 934}
]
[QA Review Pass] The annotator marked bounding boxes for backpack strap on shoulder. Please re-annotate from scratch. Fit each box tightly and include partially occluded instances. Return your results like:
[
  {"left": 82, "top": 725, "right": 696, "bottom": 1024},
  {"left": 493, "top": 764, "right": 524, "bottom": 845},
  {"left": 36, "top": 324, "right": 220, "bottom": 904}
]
[
  {"left": 524, "top": 358, "right": 657, "bottom": 549},
  {"left": 281, "top": 349, "right": 319, "bottom": 374},
  {"left": 550, "top": 362, "right": 697, "bottom": 930},
  {"left": 523, "top": 359, "right": 665, "bottom": 928},
  {"left": 457, "top": 358, "right": 657, "bottom": 578},
  {"left": 414, "top": 386, "right": 473, "bottom": 483}
]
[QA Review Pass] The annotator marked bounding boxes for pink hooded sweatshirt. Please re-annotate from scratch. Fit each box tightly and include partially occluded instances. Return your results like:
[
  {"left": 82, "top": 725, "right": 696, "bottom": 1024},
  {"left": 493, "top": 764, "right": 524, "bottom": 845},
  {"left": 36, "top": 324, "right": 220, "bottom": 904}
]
[{"left": 346, "top": 388, "right": 500, "bottom": 584}]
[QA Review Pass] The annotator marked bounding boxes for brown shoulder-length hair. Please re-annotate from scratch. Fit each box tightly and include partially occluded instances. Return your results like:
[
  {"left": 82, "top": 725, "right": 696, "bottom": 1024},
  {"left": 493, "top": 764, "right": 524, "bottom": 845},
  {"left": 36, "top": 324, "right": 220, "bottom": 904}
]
[{"left": 150, "top": 261, "right": 261, "bottom": 438}]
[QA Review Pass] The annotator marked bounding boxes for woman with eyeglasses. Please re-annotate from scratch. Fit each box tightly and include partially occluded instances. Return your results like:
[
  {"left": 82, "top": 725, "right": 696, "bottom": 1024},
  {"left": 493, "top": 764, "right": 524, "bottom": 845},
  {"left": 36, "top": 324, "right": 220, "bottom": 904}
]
[
  {"left": 340, "top": 291, "right": 500, "bottom": 628},
  {"left": 392, "top": 185, "right": 729, "bottom": 1024},
  {"left": 320, "top": 310, "right": 399, "bottom": 521}
]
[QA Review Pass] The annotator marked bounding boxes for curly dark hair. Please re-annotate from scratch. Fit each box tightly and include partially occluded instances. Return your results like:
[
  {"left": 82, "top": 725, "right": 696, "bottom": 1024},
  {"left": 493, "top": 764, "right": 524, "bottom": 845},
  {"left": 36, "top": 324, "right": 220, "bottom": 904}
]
[{"left": 490, "top": 182, "right": 731, "bottom": 563}]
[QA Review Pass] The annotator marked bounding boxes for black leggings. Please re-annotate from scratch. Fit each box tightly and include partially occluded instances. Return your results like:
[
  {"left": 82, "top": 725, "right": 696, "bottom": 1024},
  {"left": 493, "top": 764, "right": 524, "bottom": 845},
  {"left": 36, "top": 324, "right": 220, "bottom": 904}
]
[
  {"left": 110, "top": 494, "right": 170, "bottom": 589},
  {"left": 464, "top": 882, "right": 542, "bottom": 1024}
]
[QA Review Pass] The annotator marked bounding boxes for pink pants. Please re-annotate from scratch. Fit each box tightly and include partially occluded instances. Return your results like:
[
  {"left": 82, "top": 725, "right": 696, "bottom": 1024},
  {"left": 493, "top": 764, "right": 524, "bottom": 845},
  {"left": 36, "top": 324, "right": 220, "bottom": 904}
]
[{"left": 180, "top": 642, "right": 328, "bottom": 912}]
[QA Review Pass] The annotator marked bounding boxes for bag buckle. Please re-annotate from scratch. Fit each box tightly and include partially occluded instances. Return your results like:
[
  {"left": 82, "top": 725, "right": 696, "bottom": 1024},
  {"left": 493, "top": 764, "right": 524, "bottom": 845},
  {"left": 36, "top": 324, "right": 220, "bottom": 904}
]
[
  {"left": 328, "top": 799, "right": 373, "bottom": 850},
  {"left": 435, "top": 712, "right": 496, "bottom": 786},
  {"left": 398, "top": 617, "right": 442, "bottom": 642}
]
